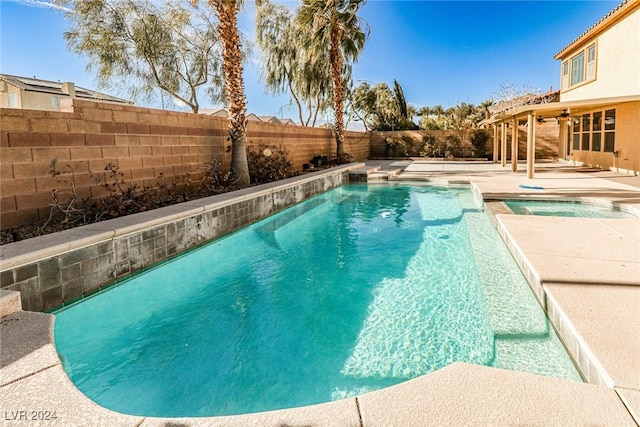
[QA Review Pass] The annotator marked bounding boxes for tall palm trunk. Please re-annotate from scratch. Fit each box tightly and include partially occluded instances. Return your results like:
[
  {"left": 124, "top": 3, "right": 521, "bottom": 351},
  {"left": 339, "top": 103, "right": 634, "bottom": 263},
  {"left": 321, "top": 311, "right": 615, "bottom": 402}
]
[
  {"left": 210, "top": 0, "right": 250, "bottom": 187},
  {"left": 297, "top": 0, "right": 368, "bottom": 160},
  {"left": 329, "top": 22, "right": 345, "bottom": 158}
]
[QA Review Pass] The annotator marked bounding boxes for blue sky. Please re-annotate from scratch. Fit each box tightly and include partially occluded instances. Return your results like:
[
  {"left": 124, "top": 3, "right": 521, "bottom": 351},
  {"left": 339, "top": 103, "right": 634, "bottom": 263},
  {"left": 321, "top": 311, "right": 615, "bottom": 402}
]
[{"left": 0, "top": 0, "right": 618, "bottom": 121}]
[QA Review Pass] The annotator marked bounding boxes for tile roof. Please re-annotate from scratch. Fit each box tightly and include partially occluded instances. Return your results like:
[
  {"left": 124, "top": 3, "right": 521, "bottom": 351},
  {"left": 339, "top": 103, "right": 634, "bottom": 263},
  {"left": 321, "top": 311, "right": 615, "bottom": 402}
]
[
  {"left": 554, "top": 0, "right": 637, "bottom": 59},
  {"left": 257, "top": 115, "right": 282, "bottom": 124},
  {"left": 199, "top": 108, "right": 228, "bottom": 116},
  {"left": 0, "top": 74, "right": 131, "bottom": 104}
]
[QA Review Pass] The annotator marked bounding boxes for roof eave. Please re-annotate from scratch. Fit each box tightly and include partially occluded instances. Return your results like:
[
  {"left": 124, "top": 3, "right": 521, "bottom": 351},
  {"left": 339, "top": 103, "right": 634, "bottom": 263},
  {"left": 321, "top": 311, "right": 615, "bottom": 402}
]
[
  {"left": 485, "top": 94, "right": 640, "bottom": 124},
  {"left": 554, "top": 0, "right": 639, "bottom": 60}
]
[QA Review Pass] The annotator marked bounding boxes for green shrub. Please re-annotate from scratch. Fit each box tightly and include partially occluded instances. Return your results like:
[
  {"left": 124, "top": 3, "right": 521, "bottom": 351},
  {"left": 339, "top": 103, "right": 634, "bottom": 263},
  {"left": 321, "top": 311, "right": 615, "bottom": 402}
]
[
  {"left": 336, "top": 152, "right": 354, "bottom": 165},
  {"left": 201, "top": 157, "right": 239, "bottom": 194},
  {"left": 385, "top": 135, "right": 421, "bottom": 157},
  {"left": 445, "top": 134, "right": 463, "bottom": 157},
  {"left": 470, "top": 129, "right": 491, "bottom": 158},
  {"left": 246, "top": 143, "right": 296, "bottom": 185},
  {"left": 420, "top": 134, "right": 438, "bottom": 157}
]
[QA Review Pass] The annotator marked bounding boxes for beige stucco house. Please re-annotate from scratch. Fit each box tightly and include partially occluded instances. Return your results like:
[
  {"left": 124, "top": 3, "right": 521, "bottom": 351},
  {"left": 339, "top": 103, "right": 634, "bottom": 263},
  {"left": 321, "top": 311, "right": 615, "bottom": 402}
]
[
  {"left": 554, "top": 0, "right": 639, "bottom": 175},
  {"left": 488, "top": 0, "right": 640, "bottom": 177},
  {"left": 0, "top": 74, "right": 131, "bottom": 111}
]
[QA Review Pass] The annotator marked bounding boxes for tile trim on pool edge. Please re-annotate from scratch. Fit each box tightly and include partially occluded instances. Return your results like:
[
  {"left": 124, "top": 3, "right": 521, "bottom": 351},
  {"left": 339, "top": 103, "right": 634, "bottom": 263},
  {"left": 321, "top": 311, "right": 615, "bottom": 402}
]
[
  {"left": 490, "top": 212, "right": 615, "bottom": 388},
  {"left": 0, "top": 164, "right": 363, "bottom": 312}
]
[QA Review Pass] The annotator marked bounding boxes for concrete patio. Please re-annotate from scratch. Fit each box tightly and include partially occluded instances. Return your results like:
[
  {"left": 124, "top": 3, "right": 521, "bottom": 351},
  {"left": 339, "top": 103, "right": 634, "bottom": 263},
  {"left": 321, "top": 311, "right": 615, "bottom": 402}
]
[{"left": 1, "top": 160, "right": 639, "bottom": 426}]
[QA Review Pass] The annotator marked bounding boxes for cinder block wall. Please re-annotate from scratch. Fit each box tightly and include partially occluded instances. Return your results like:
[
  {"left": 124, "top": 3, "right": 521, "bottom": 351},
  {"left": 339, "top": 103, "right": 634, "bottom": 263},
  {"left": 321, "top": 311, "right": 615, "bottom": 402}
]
[
  {"left": 370, "top": 130, "right": 462, "bottom": 157},
  {"left": 515, "top": 123, "right": 560, "bottom": 159},
  {"left": 1, "top": 100, "right": 370, "bottom": 229},
  {"left": 497, "top": 124, "right": 560, "bottom": 159},
  {"left": 370, "top": 126, "right": 559, "bottom": 159},
  {"left": 246, "top": 121, "right": 370, "bottom": 167}
]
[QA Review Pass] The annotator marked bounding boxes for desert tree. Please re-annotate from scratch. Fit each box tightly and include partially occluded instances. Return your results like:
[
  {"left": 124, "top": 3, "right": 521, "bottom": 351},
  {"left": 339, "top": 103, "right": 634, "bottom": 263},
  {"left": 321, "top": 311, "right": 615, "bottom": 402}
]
[
  {"left": 348, "top": 81, "right": 417, "bottom": 131},
  {"left": 446, "top": 102, "right": 478, "bottom": 145},
  {"left": 345, "top": 81, "right": 376, "bottom": 131},
  {"left": 60, "top": 0, "right": 224, "bottom": 113},
  {"left": 255, "top": 1, "right": 331, "bottom": 127}
]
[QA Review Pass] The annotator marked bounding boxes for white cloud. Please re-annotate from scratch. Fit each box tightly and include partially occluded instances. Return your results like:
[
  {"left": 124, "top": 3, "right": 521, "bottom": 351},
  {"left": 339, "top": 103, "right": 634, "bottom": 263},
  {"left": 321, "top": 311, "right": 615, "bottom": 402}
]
[{"left": 3, "top": 0, "right": 71, "bottom": 12}]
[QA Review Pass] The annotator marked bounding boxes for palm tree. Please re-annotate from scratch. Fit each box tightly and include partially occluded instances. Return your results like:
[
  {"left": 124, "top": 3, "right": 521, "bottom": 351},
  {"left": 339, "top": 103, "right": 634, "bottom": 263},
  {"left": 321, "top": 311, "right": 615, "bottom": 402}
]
[
  {"left": 207, "top": 0, "right": 250, "bottom": 187},
  {"left": 297, "top": 0, "right": 368, "bottom": 160}
]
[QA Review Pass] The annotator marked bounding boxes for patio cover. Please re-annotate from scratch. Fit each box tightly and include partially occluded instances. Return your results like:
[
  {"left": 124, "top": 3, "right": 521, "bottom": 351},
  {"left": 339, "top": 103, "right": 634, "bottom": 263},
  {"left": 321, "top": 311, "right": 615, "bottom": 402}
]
[{"left": 484, "top": 94, "right": 640, "bottom": 178}]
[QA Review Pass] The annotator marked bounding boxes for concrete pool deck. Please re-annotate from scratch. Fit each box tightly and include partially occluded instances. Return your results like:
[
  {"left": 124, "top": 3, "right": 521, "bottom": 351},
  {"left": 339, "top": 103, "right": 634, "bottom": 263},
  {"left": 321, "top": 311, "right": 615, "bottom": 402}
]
[{"left": 1, "top": 160, "right": 640, "bottom": 426}]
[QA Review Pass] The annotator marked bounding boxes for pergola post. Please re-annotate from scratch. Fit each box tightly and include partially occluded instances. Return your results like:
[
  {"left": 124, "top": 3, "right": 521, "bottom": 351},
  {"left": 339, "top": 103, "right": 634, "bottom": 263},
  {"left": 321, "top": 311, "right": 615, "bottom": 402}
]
[
  {"left": 511, "top": 117, "right": 518, "bottom": 172},
  {"left": 527, "top": 112, "right": 536, "bottom": 179},
  {"left": 493, "top": 124, "right": 499, "bottom": 163},
  {"left": 558, "top": 118, "right": 568, "bottom": 160},
  {"left": 500, "top": 121, "right": 507, "bottom": 167}
]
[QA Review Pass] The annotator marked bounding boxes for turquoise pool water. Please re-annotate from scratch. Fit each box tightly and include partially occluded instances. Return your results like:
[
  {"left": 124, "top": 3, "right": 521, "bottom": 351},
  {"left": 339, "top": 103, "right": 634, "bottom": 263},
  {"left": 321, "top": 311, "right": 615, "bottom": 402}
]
[
  {"left": 54, "top": 184, "right": 581, "bottom": 417},
  {"left": 505, "top": 199, "right": 635, "bottom": 218}
]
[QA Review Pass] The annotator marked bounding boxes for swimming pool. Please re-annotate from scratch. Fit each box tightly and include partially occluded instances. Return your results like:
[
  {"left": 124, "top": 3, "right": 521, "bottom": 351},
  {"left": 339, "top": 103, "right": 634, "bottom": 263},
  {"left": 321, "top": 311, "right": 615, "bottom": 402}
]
[
  {"left": 54, "top": 184, "right": 581, "bottom": 417},
  {"left": 505, "top": 199, "right": 635, "bottom": 218}
]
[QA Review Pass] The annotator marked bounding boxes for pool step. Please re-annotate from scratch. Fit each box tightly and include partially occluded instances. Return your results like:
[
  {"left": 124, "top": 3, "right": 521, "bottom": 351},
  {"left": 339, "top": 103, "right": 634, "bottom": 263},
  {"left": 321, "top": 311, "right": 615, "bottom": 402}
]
[
  {"left": 389, "top": 172, "right": 471, "bottom": 185},
  {"left": 389, "top": 171, "right": 430, "bottom": 181},
  {"left": 349, "top": 167, "right": 401, "bottom": 182},
  {"left": 492, "top": 333, "right": 582, "bottom": 381},
  {"left": 0, "top": 290, "right": 22, "bottom": 318}
]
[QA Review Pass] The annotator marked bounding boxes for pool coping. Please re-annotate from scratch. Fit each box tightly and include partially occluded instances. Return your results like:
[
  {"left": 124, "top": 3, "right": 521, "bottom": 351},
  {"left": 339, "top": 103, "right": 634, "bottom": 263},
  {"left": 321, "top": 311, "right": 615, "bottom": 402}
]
[
  {"left": 485, "top": 196, "right": 640, "bottom": 218},
  {"left": 2, "top": 302, "right": 638, "bottom": 426},
  {"left": 474, "top": 172, "right": 640, "bottom": 392},
  {"left": 2, "top": 162, "right": 640, "bottom": 425}
]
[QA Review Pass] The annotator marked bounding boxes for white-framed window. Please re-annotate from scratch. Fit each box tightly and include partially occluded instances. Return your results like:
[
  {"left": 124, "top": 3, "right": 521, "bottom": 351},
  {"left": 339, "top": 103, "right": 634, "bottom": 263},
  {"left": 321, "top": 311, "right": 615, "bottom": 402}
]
[
  {"left": 51, "top": 96, "right": 60, "bottom": 107},
  {"left": 587, "top": 44, "right": 596, "bottom": 80},
  {"left": 570, "top": 51, "right": 585, "bottom": 86},
  {"left": 564, "top": 43, "right": 597, "bottom": 90},
  {"left": 7, "top": 93, "right": 17, "bottom": 107},
  {"left": 572, "top": 108, "right": 614, "bottom": 153},
  {"left": 562, "top": 61, "right": 569, "bottom": 89}
]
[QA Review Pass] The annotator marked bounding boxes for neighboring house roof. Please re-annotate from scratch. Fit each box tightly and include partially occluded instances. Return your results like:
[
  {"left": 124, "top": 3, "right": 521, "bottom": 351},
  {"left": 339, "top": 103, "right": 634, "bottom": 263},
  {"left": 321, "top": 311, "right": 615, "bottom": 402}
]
[
  {"left": 0, "top": 73, "right": 131, "bottom": 104},
  {"left": 200, "top": 108, "right": 229, "bottom": 117},
  {"left": 199, "top": 110, "right": 296, "bottom": 125},
  {"left": 258, "top": 115, "right": 282, "bottom": 124},
  {"left": 199, "top": 110, "right": 263, "bottom": 122},
  {"left": 280, "top": 118, "right": 296, "bottom": 125},
  {"left": 554, "top": 0, "right": 638, "bottom": 59}
]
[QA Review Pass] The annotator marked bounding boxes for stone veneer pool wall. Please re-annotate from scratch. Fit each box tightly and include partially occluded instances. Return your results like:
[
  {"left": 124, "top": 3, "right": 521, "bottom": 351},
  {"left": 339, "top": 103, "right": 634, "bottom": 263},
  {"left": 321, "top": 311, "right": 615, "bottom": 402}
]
[{"left": 0, "top": 164, "right": 362, "bottom": 312}]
